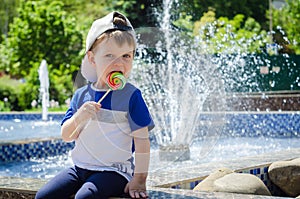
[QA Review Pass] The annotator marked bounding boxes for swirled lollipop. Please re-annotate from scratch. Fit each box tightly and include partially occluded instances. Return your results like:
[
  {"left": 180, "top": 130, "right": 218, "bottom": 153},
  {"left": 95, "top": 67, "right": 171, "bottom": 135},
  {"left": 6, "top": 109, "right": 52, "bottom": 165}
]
[
  {"left": 97, "top": 72, "right": 126, "bottom": 104},
  {"left": 106, "top": 71, "right": 126, "bottom": 90}
]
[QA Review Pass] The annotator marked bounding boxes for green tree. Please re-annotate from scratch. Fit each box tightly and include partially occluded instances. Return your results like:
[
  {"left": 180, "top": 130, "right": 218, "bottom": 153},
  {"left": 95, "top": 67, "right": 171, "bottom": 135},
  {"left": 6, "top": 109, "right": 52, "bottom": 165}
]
[
  {"left": 0, "top": 0, "right": 83, "bottom": 78},
  {"left": 0, "top": 0, "right": 20, "bottom": 42},
  {"left": 62, "top": 0, "right": 109, "bottom": 34},
  {"left": 192, "top": 11, "right": 268, "bottom": 54},
  {"left": 175, "top": 0, "right": 269, "bottom": 29},
  {"left": 0, "top": 0, "right": 84, "bottom": 110},
  {"left": 107, "top": 0, "right": 160, "bottom": 27},
  {"left": 272, "top": 0, "right": 300, "bottom": 54}
]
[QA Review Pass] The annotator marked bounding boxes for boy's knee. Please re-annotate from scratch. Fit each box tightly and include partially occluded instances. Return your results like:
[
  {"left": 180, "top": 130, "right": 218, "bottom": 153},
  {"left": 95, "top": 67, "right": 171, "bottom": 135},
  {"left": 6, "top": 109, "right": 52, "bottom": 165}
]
[
  {"left": 75, "top": 182, "right": 100, "bottom": 199},
  {"left": 35, "top": 191, "right": 42, "bottom": 199},
  {"left": 35, "top": 187, "right": 75, "bottom": 199},
  {"left": 35, "top": 190, "right": 52, "bottom": 199}
]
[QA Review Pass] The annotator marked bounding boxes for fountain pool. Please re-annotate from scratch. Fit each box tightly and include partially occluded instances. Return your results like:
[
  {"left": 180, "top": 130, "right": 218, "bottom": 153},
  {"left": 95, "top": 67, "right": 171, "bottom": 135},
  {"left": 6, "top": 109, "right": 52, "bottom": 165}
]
[
  {"left": 0, "top": 112, "right": 299, "bottom": 179},
  {"left": 1, "top": 135, "right": 299, "bottom": 179},
  {"left": 0, "top": 113, "right": 63, "bottom": 142},
  {"left": 0, "top": 119, "right": 60, "bottom": 142}
]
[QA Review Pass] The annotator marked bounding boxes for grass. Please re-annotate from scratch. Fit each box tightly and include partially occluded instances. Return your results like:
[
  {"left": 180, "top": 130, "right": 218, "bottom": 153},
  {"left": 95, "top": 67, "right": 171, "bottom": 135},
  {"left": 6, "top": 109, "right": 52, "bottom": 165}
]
[
  {"left": 0, "top": 75, "right": 69, "bottom": 113},
  {"left": 0, "top": 75, "right": 23, "bottom": 87},
  {"left": 25, "top": 105, "right": 68, "bottom": 112}
]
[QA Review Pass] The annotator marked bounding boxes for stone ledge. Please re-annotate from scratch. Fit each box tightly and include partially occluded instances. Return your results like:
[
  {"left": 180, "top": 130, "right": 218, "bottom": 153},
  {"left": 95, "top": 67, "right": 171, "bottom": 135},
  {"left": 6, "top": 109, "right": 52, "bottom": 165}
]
[
  {"left": 0, "top": 188, "right": 36, "bottom": 199},
  {"left": 0, "top": 183, "right": 292, "bottom": 199}
]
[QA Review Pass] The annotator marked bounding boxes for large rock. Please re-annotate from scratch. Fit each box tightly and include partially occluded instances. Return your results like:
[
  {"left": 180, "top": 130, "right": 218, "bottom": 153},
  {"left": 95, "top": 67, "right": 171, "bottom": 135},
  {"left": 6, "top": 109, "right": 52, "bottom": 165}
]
[
  {"left": 213, "top": 173, "right": 271, "bottom": 196},
  {"left": 193, "top": 168, "right": 233, "bottom": 191},
  {"left": 268, "top": 158, "right": 300, "bottom": 197}
]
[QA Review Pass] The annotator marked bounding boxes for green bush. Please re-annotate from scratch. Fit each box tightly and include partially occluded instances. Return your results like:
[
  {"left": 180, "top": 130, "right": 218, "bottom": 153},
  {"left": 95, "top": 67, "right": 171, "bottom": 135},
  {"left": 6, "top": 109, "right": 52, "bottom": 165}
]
[
  {"left": 0, "top": 0, "right": 83, "bottom": 110},
  {"left": 0, "top": 0, "right": 83, "bottom": 78},
  {"left": 0, "top": 101, "right": 10, "bottom": 111},
  {"left": 49, "top": 63, "right": 77, "bottom": 106},
  {"left": 17, "top": 63, "right": 40, "bottom": 110},
  {"left": 0, "top": 75, "right": 22, "bottom": 111},
  {"left": 0, "top": 61, "right": 78, "bottom": 111}
]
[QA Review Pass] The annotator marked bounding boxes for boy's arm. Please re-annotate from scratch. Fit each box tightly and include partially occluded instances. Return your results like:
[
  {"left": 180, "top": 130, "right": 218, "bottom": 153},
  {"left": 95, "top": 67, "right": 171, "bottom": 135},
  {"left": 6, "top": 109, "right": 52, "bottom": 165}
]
[
  {"left": 124, "top": 127, "right": 150, "bottom": 198},
  {"left": 61, "top": 101, "right": 101, "bottom": 142}
]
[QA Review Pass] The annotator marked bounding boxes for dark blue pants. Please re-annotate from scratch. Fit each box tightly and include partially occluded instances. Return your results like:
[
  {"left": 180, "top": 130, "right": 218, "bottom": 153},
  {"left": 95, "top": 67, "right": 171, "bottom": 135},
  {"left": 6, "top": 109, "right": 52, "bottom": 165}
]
[{"left": 35, "top": 166, "right": 128, "bottom": 199}]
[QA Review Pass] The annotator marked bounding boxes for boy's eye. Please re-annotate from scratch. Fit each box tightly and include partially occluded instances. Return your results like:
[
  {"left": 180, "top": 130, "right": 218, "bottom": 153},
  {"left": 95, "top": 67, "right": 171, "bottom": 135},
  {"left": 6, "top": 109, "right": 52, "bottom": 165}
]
[
  {"left": 123, "top": 54, "right": 132, "bottom": 59},
  {"left": 105, "top": 54, "right": 114, "bottom": 58}
]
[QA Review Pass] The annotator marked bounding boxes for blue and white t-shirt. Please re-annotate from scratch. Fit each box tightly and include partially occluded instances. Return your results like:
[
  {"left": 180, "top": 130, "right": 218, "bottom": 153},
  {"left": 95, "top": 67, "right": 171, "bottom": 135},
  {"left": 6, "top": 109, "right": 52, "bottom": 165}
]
[{"left": 61, "top": 83, "right": 154, "bottom": 181}]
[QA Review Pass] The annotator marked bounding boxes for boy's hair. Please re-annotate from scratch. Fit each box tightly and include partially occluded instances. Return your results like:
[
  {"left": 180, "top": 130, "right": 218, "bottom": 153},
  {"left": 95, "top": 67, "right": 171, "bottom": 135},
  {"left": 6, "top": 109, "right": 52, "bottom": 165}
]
[{"left": 81, "top": 11, "right": 136, "bottom": 83}]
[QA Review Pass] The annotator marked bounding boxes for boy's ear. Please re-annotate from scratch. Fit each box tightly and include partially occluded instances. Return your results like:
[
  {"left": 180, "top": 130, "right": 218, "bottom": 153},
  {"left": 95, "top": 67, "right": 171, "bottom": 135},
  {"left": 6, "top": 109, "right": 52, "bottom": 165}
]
[{"left": 87, "top": 51, "right": 96, "bottom": 65}]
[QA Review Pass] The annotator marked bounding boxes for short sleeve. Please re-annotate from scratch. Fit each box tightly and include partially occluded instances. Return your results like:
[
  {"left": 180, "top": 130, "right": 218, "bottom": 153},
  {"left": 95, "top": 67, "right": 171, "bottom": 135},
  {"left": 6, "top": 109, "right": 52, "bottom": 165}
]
[
  {"left": 61, "top": 107, "right": 73, "bottom": 126},
  {"left": 128, "top": 90, "right": 155, "bottom": 132},
  {"left": 60, "top": 86, "right": 87, "bottom": 125}
]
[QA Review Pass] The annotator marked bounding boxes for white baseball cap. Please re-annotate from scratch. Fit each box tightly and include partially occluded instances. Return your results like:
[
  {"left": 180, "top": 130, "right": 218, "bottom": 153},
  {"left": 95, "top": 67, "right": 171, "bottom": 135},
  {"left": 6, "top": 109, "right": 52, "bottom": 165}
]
[{"left": 81, "top": 11, "right": 136, "bottom": 82}]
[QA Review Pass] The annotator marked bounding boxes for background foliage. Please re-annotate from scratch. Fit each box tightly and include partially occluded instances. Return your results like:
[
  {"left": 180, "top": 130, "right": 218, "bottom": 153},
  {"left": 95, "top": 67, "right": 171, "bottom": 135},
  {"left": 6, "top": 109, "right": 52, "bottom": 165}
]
[
  {"left": 173, "top": 0, "right": 269, "bottom": 29},
  {"left": 0, "top": 0, "right": 82, "bottom": 110},
  {"left": 272, "top": 0, "right": 300, "bottom": 54},
  {"left": 0, "top": 0, "right": 20, "bottom": 43},
  {"left": 0, "top": 0, "right": 82, "bottom": 77},
  {"left": 188, "top": 10, "right": 268, "bottom": 54},
  {"left": 0, "top": 0, "right": 299, "bottom": 111}
]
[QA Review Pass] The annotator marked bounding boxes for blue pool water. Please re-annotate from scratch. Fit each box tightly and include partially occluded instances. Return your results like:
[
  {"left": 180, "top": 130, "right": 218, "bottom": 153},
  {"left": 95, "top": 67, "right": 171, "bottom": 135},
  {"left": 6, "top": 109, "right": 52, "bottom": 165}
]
[
  {"left": 0, "top": 120, "right": 61, "bottom": 142},
  {"left": 0, "top": 136, "right": 299, "bottom": 179},
  {"left": 0, "top": 113, "right": 63, "bottom": 142},
  {"left": 0, "top": 112, "right": 299, "bottom": 179},
  {"left": 1, "top": 112, "right": 299, "bottom": 142}
]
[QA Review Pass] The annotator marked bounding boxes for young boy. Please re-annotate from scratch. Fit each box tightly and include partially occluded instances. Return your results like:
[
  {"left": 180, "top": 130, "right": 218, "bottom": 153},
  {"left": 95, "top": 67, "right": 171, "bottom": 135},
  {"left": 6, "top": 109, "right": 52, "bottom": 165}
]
[{"left": 35, "top": 11, "right": 154, "bottom": 199}]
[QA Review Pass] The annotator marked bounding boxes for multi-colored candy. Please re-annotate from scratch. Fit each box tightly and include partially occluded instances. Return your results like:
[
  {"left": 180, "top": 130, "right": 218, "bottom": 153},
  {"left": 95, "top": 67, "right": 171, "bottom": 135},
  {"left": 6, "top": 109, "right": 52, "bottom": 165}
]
[{"left": 106, "top": 71, "right": 127, "bottom": 90}]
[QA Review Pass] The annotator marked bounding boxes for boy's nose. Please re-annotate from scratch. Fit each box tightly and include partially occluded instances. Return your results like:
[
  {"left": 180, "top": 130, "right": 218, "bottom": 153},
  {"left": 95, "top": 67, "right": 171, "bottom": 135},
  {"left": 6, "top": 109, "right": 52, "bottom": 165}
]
[{"left": 113, "top": 57, "right": 124, "bottom": 66}]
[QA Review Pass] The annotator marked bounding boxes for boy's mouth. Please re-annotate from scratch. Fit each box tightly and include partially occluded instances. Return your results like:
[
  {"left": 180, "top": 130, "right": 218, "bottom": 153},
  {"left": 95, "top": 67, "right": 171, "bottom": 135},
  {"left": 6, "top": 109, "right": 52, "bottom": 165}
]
[
  {"left": 108, "top": 71, "right": 124, "bottom": 76},
  {"left": 112, "top": 71, "right": 123, "bottom": 74}
]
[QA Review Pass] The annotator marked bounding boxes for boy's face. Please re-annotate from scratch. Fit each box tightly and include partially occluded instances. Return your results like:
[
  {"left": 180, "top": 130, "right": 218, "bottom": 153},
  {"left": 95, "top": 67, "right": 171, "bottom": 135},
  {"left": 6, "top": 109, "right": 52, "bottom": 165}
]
[{"left": 88, "top": 38, "right": 134, "bottom": 88}]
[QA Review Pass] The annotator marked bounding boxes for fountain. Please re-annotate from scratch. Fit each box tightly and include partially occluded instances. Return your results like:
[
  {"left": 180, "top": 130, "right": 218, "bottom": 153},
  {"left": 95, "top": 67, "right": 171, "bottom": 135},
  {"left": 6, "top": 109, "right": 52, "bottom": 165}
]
[
  {"left": 133, "top": 0, "right": 227, "bottom": 161},
  {"left": 131, "top": 0, "right": 298, "bottom": 163},
  {"left": 38, "top": 59, "right": 50, "bottom": 121}
]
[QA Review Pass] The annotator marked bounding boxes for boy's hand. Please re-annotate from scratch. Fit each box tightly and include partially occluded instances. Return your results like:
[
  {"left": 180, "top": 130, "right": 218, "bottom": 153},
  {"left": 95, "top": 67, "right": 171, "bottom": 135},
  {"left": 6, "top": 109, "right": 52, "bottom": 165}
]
[
  {"left": 62, "top": 101, "right": 101, "bottom": 141},
  {"left": 124, "top": 176, "right": 148, "bottom": 198},
  {"left": 73, "top": 101, "right": 101, "bottom": 126}
]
